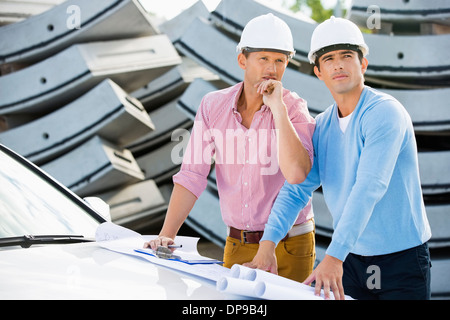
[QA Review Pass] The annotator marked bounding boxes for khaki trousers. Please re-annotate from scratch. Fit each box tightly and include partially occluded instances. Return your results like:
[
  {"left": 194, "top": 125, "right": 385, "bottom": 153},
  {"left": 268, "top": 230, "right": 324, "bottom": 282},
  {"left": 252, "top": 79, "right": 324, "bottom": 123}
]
[{"left": 223, "top": 230, "right": 315, "bottom": 283}]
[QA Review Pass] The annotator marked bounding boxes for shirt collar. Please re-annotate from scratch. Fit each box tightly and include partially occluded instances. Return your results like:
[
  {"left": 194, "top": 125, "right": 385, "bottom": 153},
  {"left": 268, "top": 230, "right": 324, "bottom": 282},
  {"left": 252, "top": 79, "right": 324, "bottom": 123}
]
[
  {"left": 231, "top": 82, "right": 268, "bottom": 113},
  {"left": 231, "top": 82, "right": 243, "bottom": 113}
]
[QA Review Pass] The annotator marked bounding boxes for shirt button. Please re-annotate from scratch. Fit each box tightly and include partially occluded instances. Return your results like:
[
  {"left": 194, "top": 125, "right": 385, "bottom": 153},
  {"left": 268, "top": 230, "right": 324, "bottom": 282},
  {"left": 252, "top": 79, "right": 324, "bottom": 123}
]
[
  {"left": 244, "top": 204, "right": 248, "bottom": 208},
  {"left": 243, "top": 182, "right": 248, "bottom": 186},
  {"left": 245, "top": 160, "right": 249, "bottom": 164}
]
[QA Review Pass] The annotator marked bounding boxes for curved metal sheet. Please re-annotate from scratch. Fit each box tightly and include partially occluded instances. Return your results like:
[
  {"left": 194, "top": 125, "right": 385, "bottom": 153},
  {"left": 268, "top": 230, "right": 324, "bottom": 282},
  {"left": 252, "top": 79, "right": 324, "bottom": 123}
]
[
  {"left": 211, "top": 0, "right": 450, "bottom": 81},
  {"left": 210, "top": 0, "right": 315, "bottom": 66},
  {"left": 429, "top": 254, "right": 450, "bottom": 299},
  {"left": 131, "top": 57, "right": 219, "bottom": 111},
  {"left": 158, "top": 0, "right": 210, "bottom": 43},
  {"left": 0, "top": 0, "right": 65, "bottom": 26},
  {"left": 0, "top": 0, "right": 157, "bottom": 65},
  {"left": 176, "top": 78, "right": 220, "bottom": 120},
  {"left": 41, "top": 135, "right": 144, "bottom": 197},
  {"left": 136, "top": 129, "right": 190, "bottom": 182},
  {"left": 127, "top": 98, "right": 192, "bottom": 154},
  {"left": 158, "top": 180, "right": 226, "bottom": 247},
  {"left": 0, "top": 79, "right": 154, "bottom": 165},
  {"left": 348, "top": 0, "right": 450, "bottom": 26},
  {"left": 419, "top": 151, "right": 450, "bottom": 194},
  {"left": 186, "top": 186, "right": 227, "bottom": 247},
  {"left": 0, "top": 35, "right": 181, "bottom": 115},
  {"left": 175, "top": 18, "right": 243, "bottom": 85},
  {"left": 383, "top": 87, "right": 450, "bottom": 133},
  {"left": 94, "top": 179, "right": 167, "bottom": 229}
]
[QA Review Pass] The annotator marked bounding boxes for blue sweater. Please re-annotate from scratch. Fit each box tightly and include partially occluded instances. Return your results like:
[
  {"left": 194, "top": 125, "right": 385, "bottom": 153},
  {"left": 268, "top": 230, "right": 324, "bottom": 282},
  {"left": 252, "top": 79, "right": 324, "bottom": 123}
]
[{"left": 262, "top": 86, "right": 431, "bottom": 261}]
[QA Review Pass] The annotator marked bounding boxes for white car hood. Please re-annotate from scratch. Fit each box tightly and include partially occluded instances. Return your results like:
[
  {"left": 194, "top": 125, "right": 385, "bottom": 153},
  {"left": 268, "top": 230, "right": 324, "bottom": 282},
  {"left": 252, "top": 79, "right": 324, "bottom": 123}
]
[{"left": 0, "top": 241, "right": 228, "bottom": 300}]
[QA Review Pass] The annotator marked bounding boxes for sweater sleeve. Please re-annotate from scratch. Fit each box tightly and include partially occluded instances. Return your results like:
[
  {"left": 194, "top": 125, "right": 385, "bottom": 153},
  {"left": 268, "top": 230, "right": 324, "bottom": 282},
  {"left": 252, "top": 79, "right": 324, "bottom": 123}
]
[
  {"left": 261, "top": 128, "right": 322, "bottom": 244},
  {"left": 326, "top": 99, "right": 410, "bottom": 261}
]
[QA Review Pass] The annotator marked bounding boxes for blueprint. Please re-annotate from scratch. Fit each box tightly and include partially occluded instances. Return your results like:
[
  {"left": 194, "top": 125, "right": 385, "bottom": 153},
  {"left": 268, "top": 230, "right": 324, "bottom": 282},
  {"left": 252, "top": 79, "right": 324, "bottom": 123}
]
[
  {"left": 95, "top": 222, "right": 229, "bottom": 282},
  {"left": 95, "top": 222, "right": 354, "bottom": 300}
]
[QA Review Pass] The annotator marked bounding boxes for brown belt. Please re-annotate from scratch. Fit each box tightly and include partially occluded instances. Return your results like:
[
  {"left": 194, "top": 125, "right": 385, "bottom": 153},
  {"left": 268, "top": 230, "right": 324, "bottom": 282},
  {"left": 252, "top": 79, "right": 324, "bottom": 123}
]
[
  {"left": 228, "top": 220, "right": 314, "bottom": 244},
  {"left": 228, "top": 227, "right": 288, "bottom": 244}
]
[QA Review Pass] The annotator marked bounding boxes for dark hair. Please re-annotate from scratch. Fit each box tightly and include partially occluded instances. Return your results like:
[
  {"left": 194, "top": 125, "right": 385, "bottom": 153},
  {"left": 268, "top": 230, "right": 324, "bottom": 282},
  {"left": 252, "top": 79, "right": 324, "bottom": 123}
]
[{"left": 314, "top": 45, "right": 363, "bottom": 71}]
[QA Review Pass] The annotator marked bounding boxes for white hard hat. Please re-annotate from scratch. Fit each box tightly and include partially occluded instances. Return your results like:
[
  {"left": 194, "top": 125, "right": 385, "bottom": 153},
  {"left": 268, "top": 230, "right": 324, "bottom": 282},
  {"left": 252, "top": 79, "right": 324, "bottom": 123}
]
[
  {"left": 308, "top": 16, "right": 369, "bottom": 64},
  {"left": 237, "top": 13, "right": 295, "bottom": 58}
]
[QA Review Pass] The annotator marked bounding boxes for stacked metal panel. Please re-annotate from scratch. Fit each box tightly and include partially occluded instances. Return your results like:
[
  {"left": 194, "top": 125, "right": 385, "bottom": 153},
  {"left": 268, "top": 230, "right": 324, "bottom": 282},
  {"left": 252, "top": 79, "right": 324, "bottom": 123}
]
[
  {"left": 1, "top": 0, "right": 449, "bottom": 298},
  {"left": 0, "top": 0, "right": 65, "bottom": 26},
  {"left": 0, "top": 0, "right": 223, "bottom": 234},
  {"left": 0, "top": 0, "right": 182, "bottom": 230},
  {"left": 0, "top": 0, "right": 159, "bottom": 65}
]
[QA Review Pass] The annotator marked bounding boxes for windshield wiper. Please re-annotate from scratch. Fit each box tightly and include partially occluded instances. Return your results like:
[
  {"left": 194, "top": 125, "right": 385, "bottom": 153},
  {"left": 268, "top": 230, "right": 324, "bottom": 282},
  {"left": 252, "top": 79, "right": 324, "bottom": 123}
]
[{"left": 0, "top": 235, "right": 94, "bottom": 248}]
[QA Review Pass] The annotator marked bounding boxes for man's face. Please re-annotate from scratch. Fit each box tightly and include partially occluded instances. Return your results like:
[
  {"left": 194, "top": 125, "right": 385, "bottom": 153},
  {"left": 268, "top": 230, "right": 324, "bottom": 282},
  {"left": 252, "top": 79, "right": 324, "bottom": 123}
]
[
  {"left": 238, "top": 51, "right": 289, "bottom": 87},
  {"left": 314, "top": 49, "right": 368, "bottom": 95}
]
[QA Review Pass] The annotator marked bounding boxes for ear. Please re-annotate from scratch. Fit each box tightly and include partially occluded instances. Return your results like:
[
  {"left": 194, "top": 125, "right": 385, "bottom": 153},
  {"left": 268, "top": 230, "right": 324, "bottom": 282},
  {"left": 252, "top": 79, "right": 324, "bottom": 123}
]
[
  {"left": 361, "top": 57, "right": 368, "bottom": 74},
  {"left": 313, "top": 65, "right": 322, "bottom": 80},
  {"left": 237, "top": 52, "right": 247, "bottom": 70}
]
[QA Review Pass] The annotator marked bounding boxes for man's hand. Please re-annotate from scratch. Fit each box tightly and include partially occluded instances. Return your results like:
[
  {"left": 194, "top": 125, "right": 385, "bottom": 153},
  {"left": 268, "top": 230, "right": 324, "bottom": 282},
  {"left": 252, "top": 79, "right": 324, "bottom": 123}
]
[
  {"left": 255, "top": 80, "right": 286, "bottom": 119},
  {"left": 243, "top": 240, "right": 278, "bottom": 274},
  {"left": 303, "top": 254, "right": 345, "bottom": 300},
  {"left": 144, "top": 235, "right": 175, "bottom": 251}
]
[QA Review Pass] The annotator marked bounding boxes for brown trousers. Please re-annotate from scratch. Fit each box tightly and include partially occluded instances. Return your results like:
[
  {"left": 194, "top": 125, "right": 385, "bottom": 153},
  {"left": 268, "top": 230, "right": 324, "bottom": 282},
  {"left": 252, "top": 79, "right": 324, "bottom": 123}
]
[{"left": 223, "top": 230, "right": 315, "bottom": 283}]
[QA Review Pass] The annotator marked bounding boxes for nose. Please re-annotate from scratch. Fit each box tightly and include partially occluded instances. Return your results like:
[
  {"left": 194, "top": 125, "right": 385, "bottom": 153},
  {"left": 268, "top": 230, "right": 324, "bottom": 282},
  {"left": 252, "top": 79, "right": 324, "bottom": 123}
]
[
  {"left": 333, "top": 57, "right": 344, "bottom": 70},
  {"left": 266, "top": 62, "right": 276, "bottom": 74}
]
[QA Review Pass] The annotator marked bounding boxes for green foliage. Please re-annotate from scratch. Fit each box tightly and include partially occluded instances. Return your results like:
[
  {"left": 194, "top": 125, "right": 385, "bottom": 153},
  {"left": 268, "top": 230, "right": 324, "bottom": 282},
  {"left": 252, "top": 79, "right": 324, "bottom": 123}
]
[{"left": 289, "top": 0, "right": 343, "bottom": 22}]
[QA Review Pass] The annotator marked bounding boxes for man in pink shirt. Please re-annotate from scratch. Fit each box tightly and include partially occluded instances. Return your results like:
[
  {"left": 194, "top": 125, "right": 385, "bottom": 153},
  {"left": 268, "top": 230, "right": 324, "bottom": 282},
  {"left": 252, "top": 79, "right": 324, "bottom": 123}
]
[{"left": 146, "top": 13, "right": 316, "bottom": 282}]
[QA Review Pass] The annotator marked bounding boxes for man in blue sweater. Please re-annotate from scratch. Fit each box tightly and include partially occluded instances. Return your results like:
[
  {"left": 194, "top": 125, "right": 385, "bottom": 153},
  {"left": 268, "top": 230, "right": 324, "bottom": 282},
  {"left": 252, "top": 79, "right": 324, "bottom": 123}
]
[{"left": 245, "top": 17, "right": 432, "bottom": 300}]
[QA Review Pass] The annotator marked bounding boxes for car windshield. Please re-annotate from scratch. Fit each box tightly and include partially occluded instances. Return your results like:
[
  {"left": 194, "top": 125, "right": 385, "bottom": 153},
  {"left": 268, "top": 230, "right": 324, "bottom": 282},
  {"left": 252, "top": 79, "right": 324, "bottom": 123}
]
[{"left": 0, "top": 148, "right": 102, "bottom": 241}]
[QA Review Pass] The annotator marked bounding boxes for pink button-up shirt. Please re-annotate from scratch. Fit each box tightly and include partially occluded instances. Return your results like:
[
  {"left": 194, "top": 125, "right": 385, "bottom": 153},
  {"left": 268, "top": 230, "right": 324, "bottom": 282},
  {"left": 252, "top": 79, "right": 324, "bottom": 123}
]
[{"left": 173, "top": 82, "right": 315, "bottom": 231}]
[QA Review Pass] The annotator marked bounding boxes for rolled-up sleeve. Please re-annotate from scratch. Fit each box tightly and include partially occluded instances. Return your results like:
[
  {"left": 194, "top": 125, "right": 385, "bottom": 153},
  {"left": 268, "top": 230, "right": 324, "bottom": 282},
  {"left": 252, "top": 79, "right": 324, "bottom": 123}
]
[{"left": 172, "top": 97, "right": 214, "bottom": 198}]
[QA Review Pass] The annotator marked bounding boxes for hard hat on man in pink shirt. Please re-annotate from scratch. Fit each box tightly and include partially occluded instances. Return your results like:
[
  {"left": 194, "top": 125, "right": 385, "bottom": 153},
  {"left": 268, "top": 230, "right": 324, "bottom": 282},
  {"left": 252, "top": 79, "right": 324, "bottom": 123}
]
[{"left": 236, "top": 13, "right": 295, "bottom": 59}]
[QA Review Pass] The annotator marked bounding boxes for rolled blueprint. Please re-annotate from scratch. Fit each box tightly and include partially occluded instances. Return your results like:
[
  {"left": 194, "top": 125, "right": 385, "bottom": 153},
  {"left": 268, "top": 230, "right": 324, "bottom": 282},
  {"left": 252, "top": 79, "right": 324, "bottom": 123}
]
[
  {"left": 216, "top": 277, "right": 259, "bottom": 298},
  {"left": 224, "top": 264, "right": 354, "bottom": 300}
]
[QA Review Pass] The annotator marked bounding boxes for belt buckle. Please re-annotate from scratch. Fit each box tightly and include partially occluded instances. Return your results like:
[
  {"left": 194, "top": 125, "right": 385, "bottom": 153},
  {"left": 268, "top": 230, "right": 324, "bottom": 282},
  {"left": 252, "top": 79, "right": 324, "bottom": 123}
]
[{"left": 242, "top": 230, "right": 249, "bottom": 243}]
